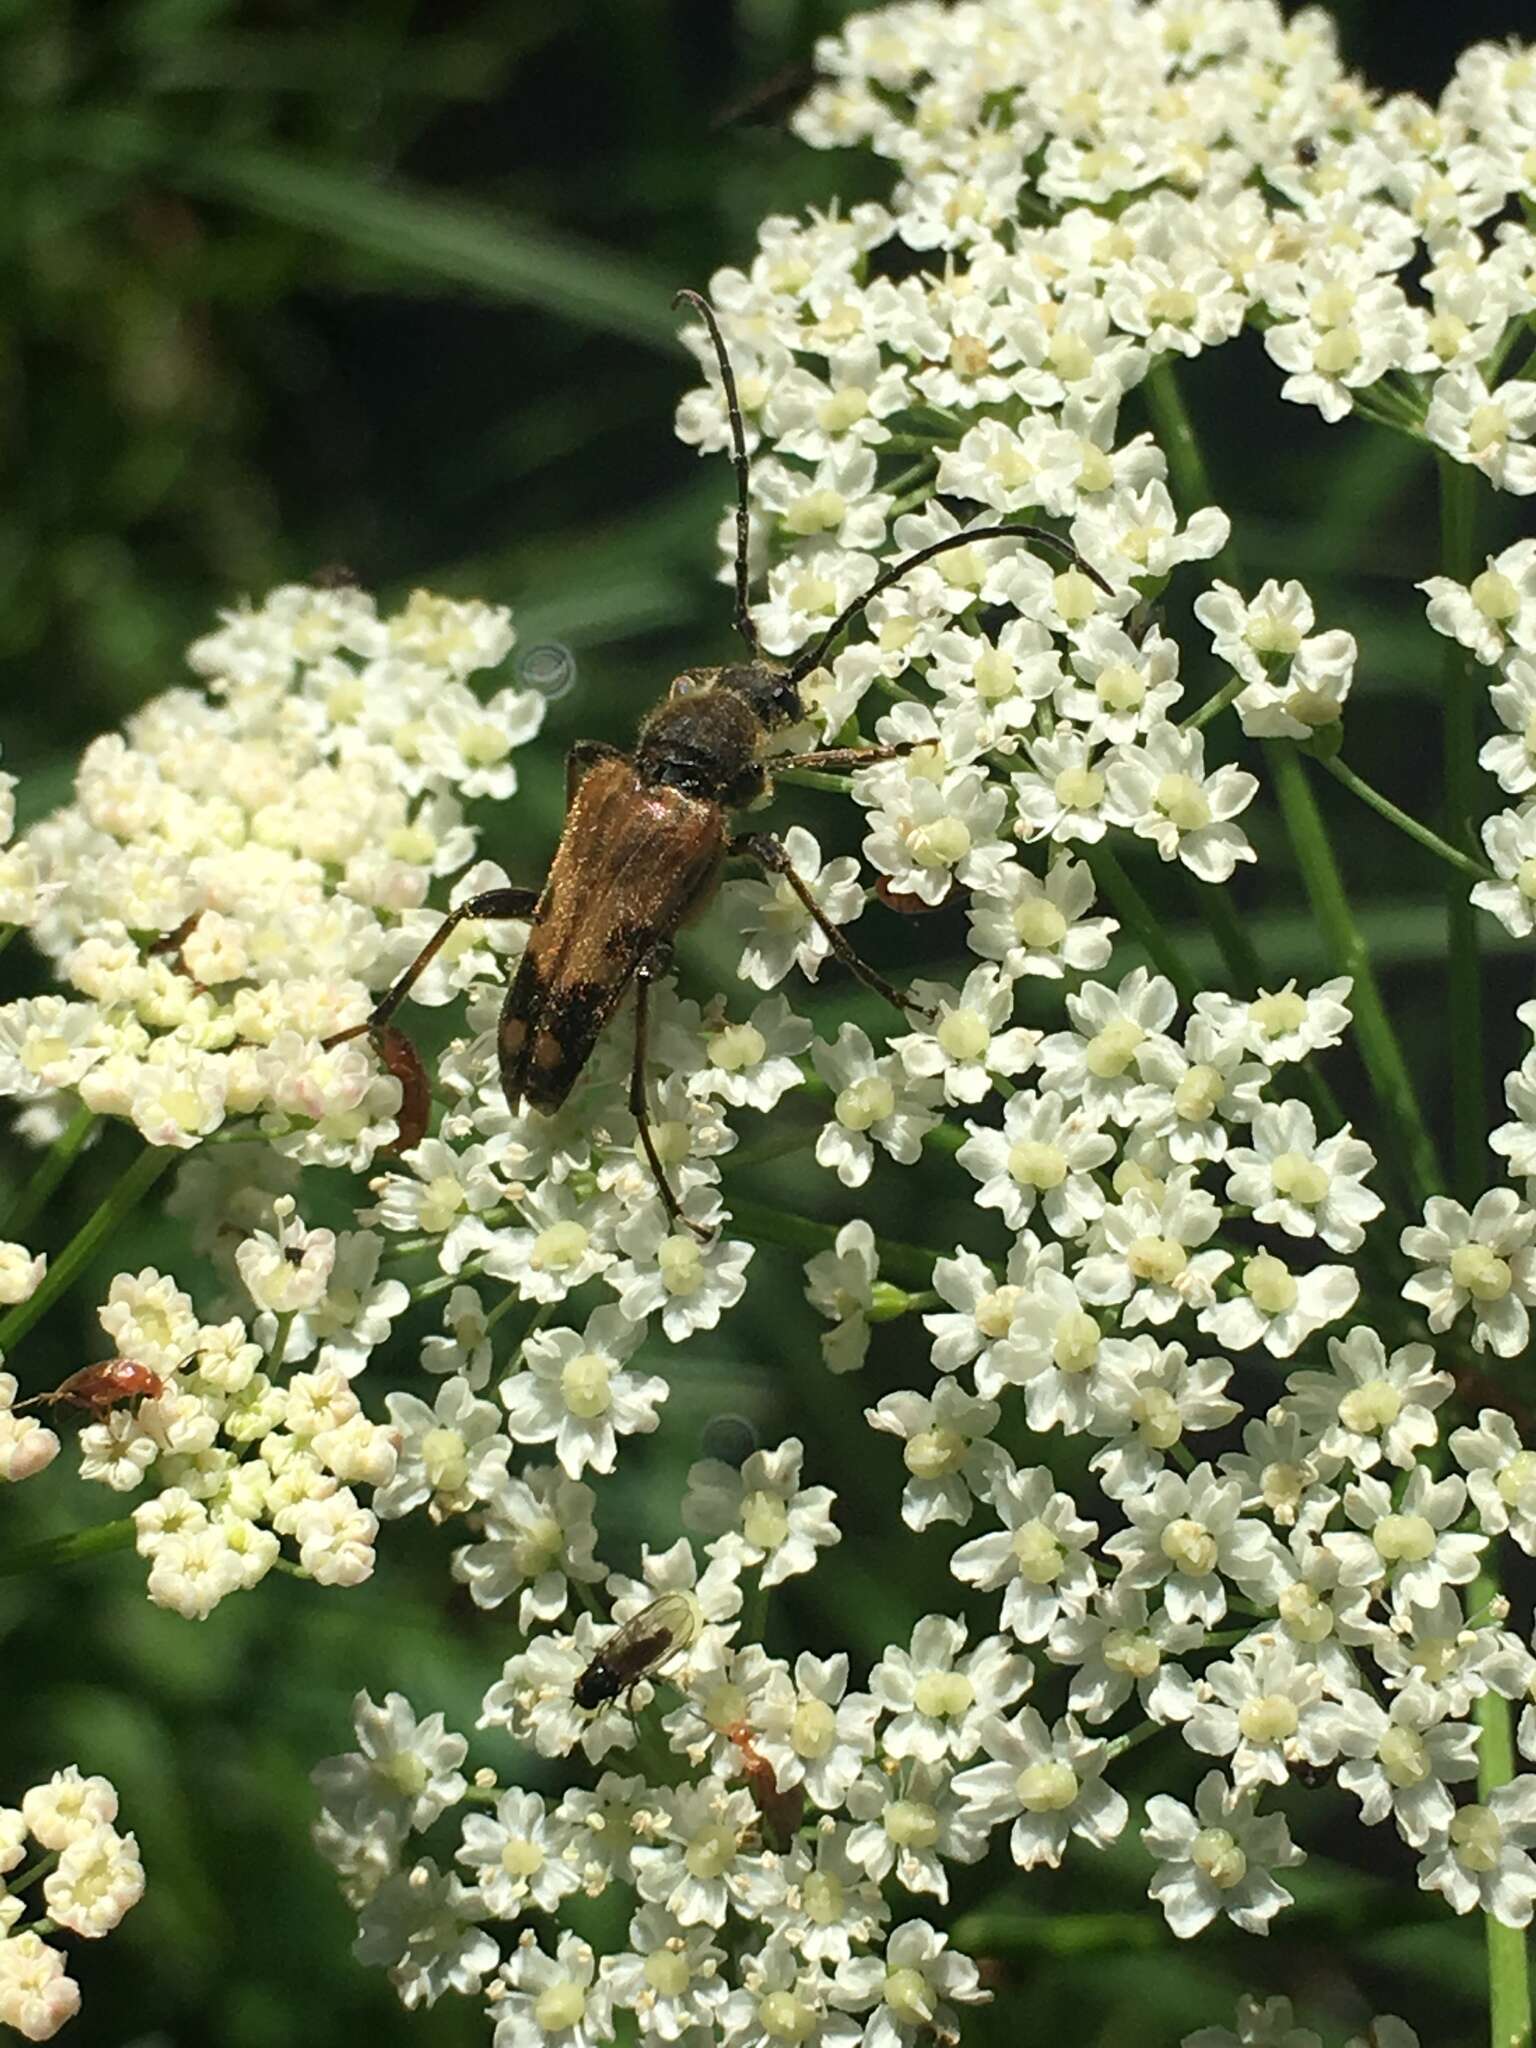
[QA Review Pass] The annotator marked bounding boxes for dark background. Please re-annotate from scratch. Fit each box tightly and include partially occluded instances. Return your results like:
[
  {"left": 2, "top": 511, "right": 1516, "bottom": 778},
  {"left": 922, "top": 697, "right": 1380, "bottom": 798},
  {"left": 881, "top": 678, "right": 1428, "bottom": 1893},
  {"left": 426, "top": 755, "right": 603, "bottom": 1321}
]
[{"left": 1, "top": 3, "right": 1532, "bottom": 2043}]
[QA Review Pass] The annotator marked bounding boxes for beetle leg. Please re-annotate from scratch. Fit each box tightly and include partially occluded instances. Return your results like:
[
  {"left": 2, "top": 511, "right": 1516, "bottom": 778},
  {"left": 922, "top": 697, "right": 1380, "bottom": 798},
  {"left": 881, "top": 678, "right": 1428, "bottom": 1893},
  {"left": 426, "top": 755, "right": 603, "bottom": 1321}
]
[
  {"left": 322, "top": 886, "right": 540, "bottom": 1152},
  {"left": 323, "top": 887, "right": 540, "bottom": 1049},
  {"left": 773, "top": 741, "right": 917, "bottom": 772},
  {"left": 731, "top": 831, "right": 932, "bottom": 1019},
  {"left": 630, "top": 942, "right": 709, "bottom": 1239}
]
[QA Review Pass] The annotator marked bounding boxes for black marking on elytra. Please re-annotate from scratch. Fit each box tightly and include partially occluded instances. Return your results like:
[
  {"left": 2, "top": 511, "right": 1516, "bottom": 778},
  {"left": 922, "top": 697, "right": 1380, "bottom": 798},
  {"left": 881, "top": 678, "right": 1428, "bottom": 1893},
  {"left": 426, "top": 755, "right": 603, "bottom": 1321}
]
[
  {"left": 606, "top": 921, "right": 659, "bottom": 960},
  {"left": 544, "top": 979, "right": 608, "bottom": 1033}
]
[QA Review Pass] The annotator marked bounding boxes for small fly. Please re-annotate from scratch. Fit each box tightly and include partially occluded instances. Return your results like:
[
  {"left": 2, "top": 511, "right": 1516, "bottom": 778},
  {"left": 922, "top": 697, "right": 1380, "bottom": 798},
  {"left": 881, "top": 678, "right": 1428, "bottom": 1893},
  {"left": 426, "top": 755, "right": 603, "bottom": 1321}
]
[{"left": 573, "top": 1592, "right": 700, "bottom": 1710}]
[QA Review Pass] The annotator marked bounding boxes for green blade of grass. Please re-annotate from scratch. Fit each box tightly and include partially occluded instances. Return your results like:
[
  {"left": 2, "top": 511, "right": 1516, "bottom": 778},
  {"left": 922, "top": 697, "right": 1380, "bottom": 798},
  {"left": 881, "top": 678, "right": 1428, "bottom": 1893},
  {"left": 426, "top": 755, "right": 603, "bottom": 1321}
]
[{"left": 61, "top": 115, "right": 682, "bottom": 348}]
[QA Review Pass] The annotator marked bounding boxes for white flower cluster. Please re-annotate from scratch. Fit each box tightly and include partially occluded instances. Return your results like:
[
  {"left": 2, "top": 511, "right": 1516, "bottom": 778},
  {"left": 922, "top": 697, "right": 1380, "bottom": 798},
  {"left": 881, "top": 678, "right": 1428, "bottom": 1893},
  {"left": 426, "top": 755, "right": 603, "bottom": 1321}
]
[
  {"left": 0, "top": 1769, "right": 143, "bottom": 2043},
  {"left": 5, "top": 585, "right": 537, "bottom": 1160},
  {"left": 1427, "top": 541, "right": 1536, "bottom": 956},
  {"left": 4, "top": 0, "right": 1536, "bottom": 2041},
  {"left": 1, "top": 1217, "right": 406, "bottom": 1617},
  {"left": 313, "top": 1663, "right": 992, "bottom": 2040},
  {"left": 790, "top": 0, "right": 1536, "bottom": 455}
]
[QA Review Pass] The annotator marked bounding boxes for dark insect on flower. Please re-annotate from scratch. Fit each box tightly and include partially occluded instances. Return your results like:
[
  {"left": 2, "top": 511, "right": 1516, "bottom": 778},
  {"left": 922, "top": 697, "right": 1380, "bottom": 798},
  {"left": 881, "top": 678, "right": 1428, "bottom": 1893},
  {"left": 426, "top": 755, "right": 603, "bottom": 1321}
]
[
  {"left": 723, "top": 1716, "right": 804, "bottom": 1847},
  {"left": 875, "top": 876, "right": 957, "bottom": 916},
  {"left": 147, "top": 911, "right": 206, "bottom": 987},
  {"left": 324, "top": 291, "right": 1112, "bottom": 1220},
  {"left": 573, "top": 1591, "right": 700, "bottom": 1711},
  {"left": 368, "top": 1024, "right": 432, "bottom": 1159},
  {"left": 12, "top": 1357, "right": 169, "bottom": 1416}
]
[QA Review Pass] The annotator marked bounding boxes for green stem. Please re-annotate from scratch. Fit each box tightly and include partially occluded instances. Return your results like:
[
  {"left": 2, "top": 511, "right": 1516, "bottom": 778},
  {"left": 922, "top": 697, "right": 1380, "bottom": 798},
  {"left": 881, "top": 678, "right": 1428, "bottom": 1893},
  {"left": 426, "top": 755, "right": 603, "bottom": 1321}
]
[
  {"left": 1086, "top": 842, "right": 1199, "bottom": 1006},
  {"left": 266, "top": 1309, "right": 296, "bottom": 1371},
  {"left": 775, "top": 767, "right": 856, "bottom": 797},
  {"left": 1193, "top": 867, "right": 1264, "bottom": 990},
  {"left": 1357, "top": 377, "right": 1424, "bottom": 427},
  {"left": 1349, "top": 397, "right": 1427, "bottom": 445},
  {"left": 1440, "top": 453, "right": 1487, "bottom": 1205},
  {"left": 1144, "top": 357, "right": 1215, "bottom": 504},
  {"left": 415, "top": 1254, "right": 489, "bottom": 1302},
  {"left": 1103, "top": 1718, "right": 1162, "bottom": 1765},
  {"left": 0, "top": 1518, "right": 137, "bottom": 1579},
  {"left": 1142, "top": 357, "right": 1241, "bottom": 585},
  {"left": 1182, "top": 670, "right": 1247, "bottom": 732},
  {"left": 1321, "top": 751, "right": 1493, "bottom": 885},
  {"left": 879, "top": 433, "right": 957, "bottom": 455},
  {"left": 882, "top": 455, "right": 936, "bottom": 499},
  {"left": 7, "top": 1849, "right": 58, "bottom": 1893},
  {"left": 2, "top": 1104, "right": 100, "bottom": 1241},
  {"left": 722, "top": 1195, "right": 940, "bottom": 1291},
  {"left": 0, "top": 1142, "right": 177, "bottom": 1355},
  {"left": 742, "top": 1566, "right": 770, "bottom": 1649},
  {"left": 490, "top": 1298, "right": 551, "bottom": 1371},
  {"left": 1475, "top": 1567, "right": 1533, "bottom": 2048},
  {"left": 1269, "top": 743, "right": 1443, "bottom": 1207}
]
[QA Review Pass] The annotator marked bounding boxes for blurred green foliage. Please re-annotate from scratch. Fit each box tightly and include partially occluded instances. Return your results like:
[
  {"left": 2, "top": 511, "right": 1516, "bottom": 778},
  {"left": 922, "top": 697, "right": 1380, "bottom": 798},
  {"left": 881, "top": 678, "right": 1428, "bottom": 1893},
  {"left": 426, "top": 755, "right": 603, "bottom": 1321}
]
[{"left": 1, "top": 2, "right": 1533, "bottom": 2045}]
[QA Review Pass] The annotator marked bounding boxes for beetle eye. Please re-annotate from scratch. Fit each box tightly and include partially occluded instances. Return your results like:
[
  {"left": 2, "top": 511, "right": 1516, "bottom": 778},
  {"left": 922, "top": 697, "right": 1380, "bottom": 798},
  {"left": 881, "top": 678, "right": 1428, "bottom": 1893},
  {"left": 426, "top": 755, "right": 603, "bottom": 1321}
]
[{"left": 669, "top": 671, "right": 710, "bottom": 701}]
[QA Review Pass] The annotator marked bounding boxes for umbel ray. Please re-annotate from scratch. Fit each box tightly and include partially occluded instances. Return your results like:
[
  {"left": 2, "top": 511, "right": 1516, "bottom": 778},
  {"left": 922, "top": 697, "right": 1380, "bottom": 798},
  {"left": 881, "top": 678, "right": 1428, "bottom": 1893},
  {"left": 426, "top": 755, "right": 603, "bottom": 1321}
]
[{"left": 326, "top": 288, "right": 1113, "bottom": 1230}]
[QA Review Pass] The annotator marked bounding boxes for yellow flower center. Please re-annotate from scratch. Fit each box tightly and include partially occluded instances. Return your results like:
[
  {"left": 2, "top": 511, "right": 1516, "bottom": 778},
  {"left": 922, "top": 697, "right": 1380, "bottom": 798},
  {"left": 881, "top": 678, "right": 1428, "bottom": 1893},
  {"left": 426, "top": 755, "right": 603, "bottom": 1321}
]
[
  {"left": 1244, "top": 1253, "right": 1297, "bottom": 1313},
  {"left": 1012, "top": 1519, "right": 1064, "bottom": 1583},
  {"left": 1013, "top": 899, "right": 1066, "bottom": 949},
  {"left": 1337, "top": 1378, "right": 1402, "bottom": 1435},
  {"left": 1192, "top": 1827, "right": 1247, "bottom": 1888},
  {"left": 1154, "top": 773, "right": 1211, "bottom": 832},
  {"left": 1237, "top": 1695, "right": 1299, "bottom": 1743},
  {"left": 531, "top": 1221, "right": 589, "bottom": 1272},
  {"left": 710, "top": 1023, "right": 767, "bottom": 1072},
  {"left": 903, "top": 1418, "right": 965, "bottom": 1476},
  {"left": 835, "top": 1077, "right": 895, "bottom": 1131},
  {"left": 1160, "top": 1517, "right": 1217, "bottom": 1575},
  {"left": 1449, "top": 1244, "right": 1513, "bottom": 1300},
  {"left": 1380, "top": 1726, "right": 1429, "bottom": 1788},
  {"left": 1450, "top": 1804, "right": 1503, "bottom": 1873},
  {"left": 534, "top": 1982, "right": 587, "bottom": 2033},
  {"left": 1270, "top": 1152, "right": 1330, "bottom": 1205},
  {"left": 1373, "top": 1512, "right": 1436, "bottom": 1563},
  {"left": 560, "top": 1352, "right": 612, "bottom": 1418},
  {"left": 1249, "top": 990, "right": 1307, "bottom": 1037},
  {"left": 741, "top": 1490, "right": 789, "bottom": 1551},
  {"left": 913, "top": 1671, "right": 975, "bottom": 1719},
  {"left": 421, "top": 1426, "right": 469, "bottom": 1493},
  {"left": 1053, "top": 1310, "right": 1099, "bottom": 1373},
  {"left": 791, "top": 1699, "right": 836, "bottom": 1758},
  {"left": 1008, "top": 1140, "right": 1068, "bottom": 1188},
  {"left": 1127, "top": 1236, "right": 1187, "bottom": 1286},
  {"left": 1053, "top": 765, "right": 1105, "bottom": 810},
  {"left": 937, "top": 1008, "right": 991, "bottom": 1062},
  {"left": 1086, "top": 1018, "right": 1144, "bottom": 1077},
  {"left": 658, "top": 1236, "right": 705, "bottom": 1298}
]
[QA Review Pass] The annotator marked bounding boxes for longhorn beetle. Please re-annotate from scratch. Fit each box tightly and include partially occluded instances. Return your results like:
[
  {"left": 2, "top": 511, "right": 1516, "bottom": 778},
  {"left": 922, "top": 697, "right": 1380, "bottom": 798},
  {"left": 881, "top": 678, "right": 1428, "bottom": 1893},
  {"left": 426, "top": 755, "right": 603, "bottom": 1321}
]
[{"left": 325, "top": 289, "right": 1112, "bottom": 1228}]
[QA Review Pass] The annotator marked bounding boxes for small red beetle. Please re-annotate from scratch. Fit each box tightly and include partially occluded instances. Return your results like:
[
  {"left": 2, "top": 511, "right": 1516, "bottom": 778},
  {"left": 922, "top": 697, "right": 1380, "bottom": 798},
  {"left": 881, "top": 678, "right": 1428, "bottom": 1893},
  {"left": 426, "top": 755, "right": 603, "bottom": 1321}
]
[{"left": 12, "top": 1357, "right": 169, "bottom": 1417}]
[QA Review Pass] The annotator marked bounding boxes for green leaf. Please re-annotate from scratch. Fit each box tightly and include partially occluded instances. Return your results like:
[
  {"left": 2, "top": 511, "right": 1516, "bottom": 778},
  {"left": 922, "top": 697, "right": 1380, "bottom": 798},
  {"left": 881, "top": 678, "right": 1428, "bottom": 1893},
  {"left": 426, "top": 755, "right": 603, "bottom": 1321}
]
[{"left": 61, "top": 115, "right": 682, "bottom": 348}]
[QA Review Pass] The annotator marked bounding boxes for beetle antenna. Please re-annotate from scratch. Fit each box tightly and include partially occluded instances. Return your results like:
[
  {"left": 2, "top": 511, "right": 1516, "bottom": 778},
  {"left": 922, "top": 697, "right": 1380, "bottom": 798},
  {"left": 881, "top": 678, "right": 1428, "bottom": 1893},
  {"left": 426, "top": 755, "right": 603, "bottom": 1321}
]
[
  {"left": 785, "top": 522, "right": 1116, "bottom": 684},
  {"left": 674, "top": 287, "right": 759, "bottom": 655}
]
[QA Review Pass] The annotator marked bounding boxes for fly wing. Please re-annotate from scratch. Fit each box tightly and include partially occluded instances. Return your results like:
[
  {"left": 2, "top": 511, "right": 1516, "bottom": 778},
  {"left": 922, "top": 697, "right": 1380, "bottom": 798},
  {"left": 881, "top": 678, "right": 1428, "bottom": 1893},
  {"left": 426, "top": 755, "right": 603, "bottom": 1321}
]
[{"left": 500, "top": 753, "right": 724, "bottom": 1113}]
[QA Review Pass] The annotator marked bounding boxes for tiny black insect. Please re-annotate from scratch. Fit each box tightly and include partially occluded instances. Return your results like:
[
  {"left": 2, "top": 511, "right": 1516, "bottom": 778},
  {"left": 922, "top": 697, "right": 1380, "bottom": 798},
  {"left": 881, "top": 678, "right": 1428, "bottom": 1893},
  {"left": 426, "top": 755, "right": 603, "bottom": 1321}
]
[
  {"left": 573, "top": 1592, "right": 700, "bottom": 1710},
  {"left": 324, "top": 289, "right": 1112, "bottom": 1224}
]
